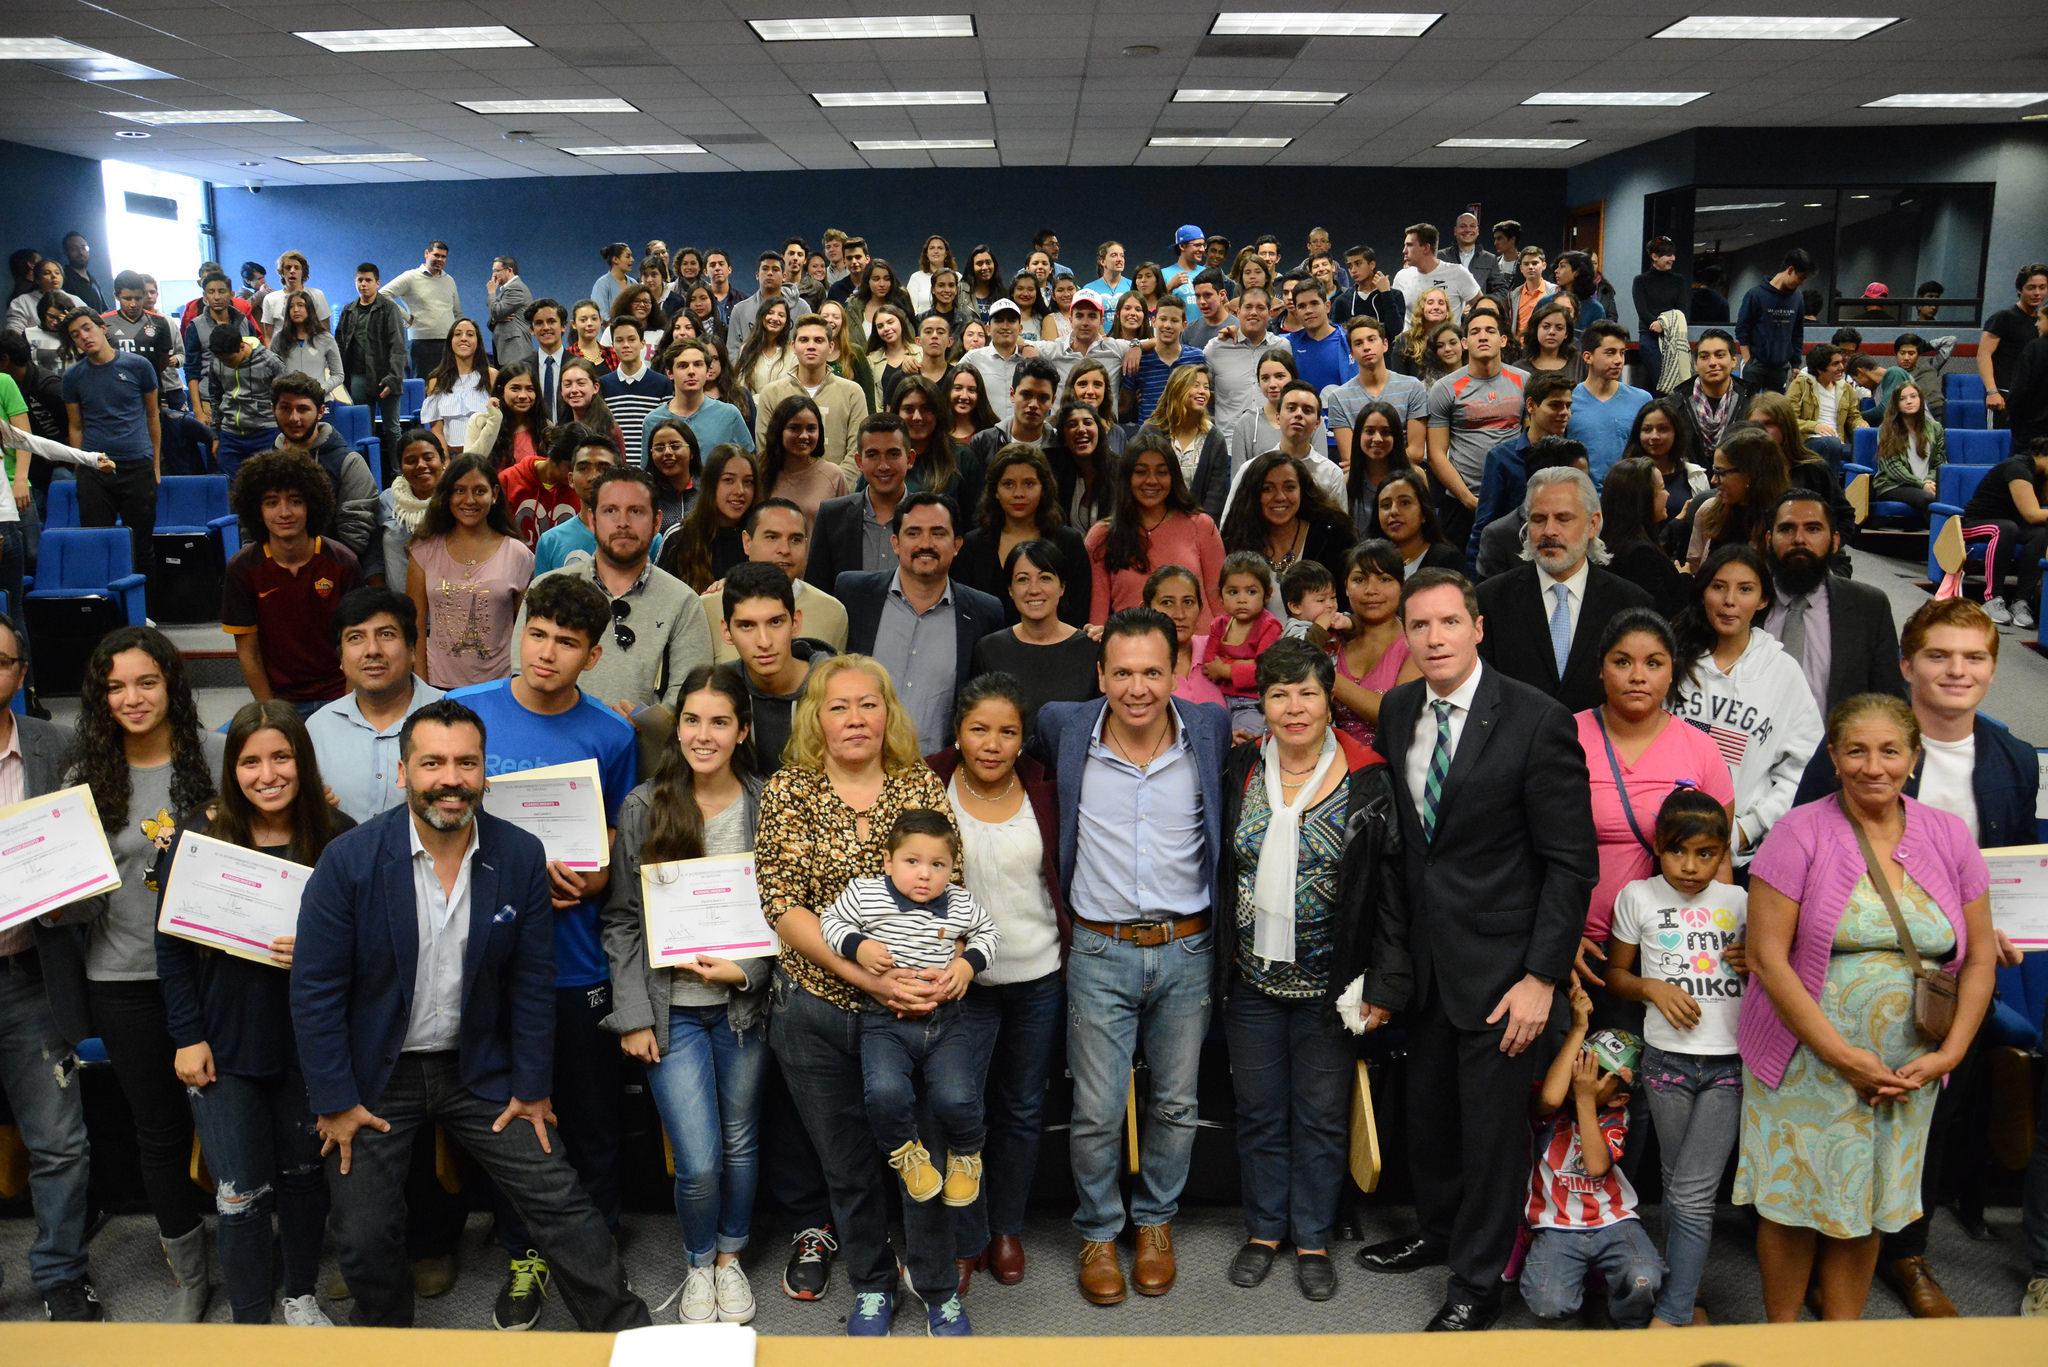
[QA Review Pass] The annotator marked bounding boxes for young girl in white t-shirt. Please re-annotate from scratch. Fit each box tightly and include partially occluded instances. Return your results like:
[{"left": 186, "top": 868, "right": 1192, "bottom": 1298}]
[{"left": 1605, "top": 786, "right": 1749, "bottom": 1328}]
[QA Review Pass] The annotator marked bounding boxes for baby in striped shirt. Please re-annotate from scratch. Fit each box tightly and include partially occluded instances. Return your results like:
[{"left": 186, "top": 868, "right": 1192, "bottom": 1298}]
[{"left": 819, "top": 809, "right": 1000, "bottom": 1208}]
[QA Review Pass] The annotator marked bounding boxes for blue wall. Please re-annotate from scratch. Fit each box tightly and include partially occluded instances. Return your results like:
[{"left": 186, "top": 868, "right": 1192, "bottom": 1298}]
[
  {"left": 1564, "top": 132, "right": 1697, "bottom": 333},
  {"left": 0, "top": 138, "right": 109, "bottom": 280},
  {"left": 212, "top": 164, "right": 1567, "bottom": 318}
]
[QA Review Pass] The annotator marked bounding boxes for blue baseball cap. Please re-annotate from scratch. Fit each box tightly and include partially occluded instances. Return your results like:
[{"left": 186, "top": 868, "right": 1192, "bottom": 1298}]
[{"left": 1175, "top": 224, "right": 1205, "bottom": 246}]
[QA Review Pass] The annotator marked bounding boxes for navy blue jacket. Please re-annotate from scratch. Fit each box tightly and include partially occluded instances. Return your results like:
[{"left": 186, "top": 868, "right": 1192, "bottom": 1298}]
[
  {"left": 1793, "top": 713, "right": 2039, "bottom": 850},
  {"left": 1735, "top": 282, "right": 1803, "bottom": 368},
  {"left": 836, "top": 569, "right": 1008, "bottom": 702},
  {"left": 290, "top": 806, "right": 556, "bottom": 1116}
]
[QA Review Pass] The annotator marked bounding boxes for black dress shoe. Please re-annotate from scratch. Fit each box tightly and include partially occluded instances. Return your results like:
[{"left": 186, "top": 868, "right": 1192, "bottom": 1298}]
[
  {"left": 1356, "top": 1235, "right": 1448, "bottom": 1273},
  {"left": 1227, "top": 1241, "right": 1277, "bottom": 1287},
  {"left": 1425, "top": 1299, "right": 1499, "bottom": 1332},
  {"left": 1296, "top": 1252, "right": 1337, "bottom": 1302}
]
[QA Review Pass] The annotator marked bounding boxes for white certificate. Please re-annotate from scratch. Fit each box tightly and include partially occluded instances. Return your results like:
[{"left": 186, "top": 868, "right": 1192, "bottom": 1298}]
[
  {"left": 156, "top": 831, "right": 312, "bottom": 966},
  {"left": 1986, "top": 843, "right": 2048, "bottom": 948},
  {"left": 482, "top": 759, "right": 608, "bottom": 870},
  {"left": 641, "top": 853, "right": 778, "bottom": 965},
  {"left": 0, "top": 784, "right": 121, "bottom": 932}
]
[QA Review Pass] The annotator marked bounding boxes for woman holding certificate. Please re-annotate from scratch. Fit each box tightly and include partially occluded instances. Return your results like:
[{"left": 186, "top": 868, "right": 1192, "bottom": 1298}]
[
  {"left": 57, "top": 626, "right": 224, "bottom": 1320},
  {"left": 155, "top": 700, "right": 354, "bottom": 1325},
  {"left": 755, "top": 654, "right": 964, "bottom": 1337},
  {"left": 603, "top": 665, "right": 770, "bottom": 1326}
]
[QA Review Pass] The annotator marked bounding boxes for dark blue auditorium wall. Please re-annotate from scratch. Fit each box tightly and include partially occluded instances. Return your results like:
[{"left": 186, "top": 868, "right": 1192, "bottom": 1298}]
[
  {"left": 0, "top": 137, "right": 109, "bottom": 271},
  {"left": 213, "top": 164, "right": 1566, "bottom": 314}
]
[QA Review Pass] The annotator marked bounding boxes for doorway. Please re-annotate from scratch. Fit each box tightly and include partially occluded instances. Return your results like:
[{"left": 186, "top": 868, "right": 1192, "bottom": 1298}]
[{"left": 1565, "top": 201, "right": 1605, "bottom": 266}]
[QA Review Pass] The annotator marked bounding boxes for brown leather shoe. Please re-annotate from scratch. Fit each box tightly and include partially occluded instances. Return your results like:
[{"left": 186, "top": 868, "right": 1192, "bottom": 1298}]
[
  {"left": 955, "top": 1250, "right": 985, "bottom": 1297},
  {"left": 1879, "top": 1256, "right": 1959, "bottom": 1318},
  {"left": 1078, "top": 1240, "right": 1126, "bottom": 1305},
  {"left": 1133, "top": 1224, "right": 1176, "bottom": 1296},
  {"left": 988, "top": 1233, "right": 1025, "bottom": 1285}
]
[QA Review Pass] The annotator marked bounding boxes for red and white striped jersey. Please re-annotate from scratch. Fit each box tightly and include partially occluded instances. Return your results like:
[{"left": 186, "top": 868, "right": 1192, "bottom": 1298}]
[{"left": 1525, "top": 1103, "right": 1639, "bottom": 1230}]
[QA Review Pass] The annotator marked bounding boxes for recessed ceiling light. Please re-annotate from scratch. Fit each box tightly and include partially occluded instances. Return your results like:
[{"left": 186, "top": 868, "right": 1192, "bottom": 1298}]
[
  {"left": 1173, "top": 88, "right": 1348, "bottom": 105},
  {"left": 295, "top": 26, "right": 530, "bottom": 52},
  {"left": 0, "top": 37, "right": 110, "bottom": 60},
  {"left": 1699, "top": 201, "right": 1786, "bottom": 211},
  {"left": 813, "top": 90, "right": 985, "bottom": 107},
  {"left": 113, "top": 129, "right": 150, "bottom": 139},
  {"left": 1438, "top": 137, "right": 1584, "bottom": 150},
  {"left": 1523, "top": 91, "right": 1708, "bottom": 107},
  {"left": 1652, "top": 16, "right": 1898, "bottom": 40},
  {"left": 562, "top": 143, "right": 707, "bottom": 156},
  {"left": 2025, "top": 111, "right": 2048, "bottom": 122},
  {"left": 1804, "top": 201, "right": 1824, "bottom": 207},
  {"left": 457, "top": 97, "right": 637, "bottom": 115},
  {"left": 237, "top": 160, "right": 262, "bottom": 167},
  {"left": 752, "top": 16, "right": 974, "bottom": 42},
  {"left": 1210, "top": 12, "right": 1440, "bottom": 38},
  {"left": 107, "top": 108, "right": 301, "bottom": 125},
  {"left": 1149, "top": 136, "right": 1293, "bottom": 149},
  {"left": 1850, "top": 193, "right": 1872, "bottom": 199},
  {"left": 280, "top": 153, "right": 428, "bottom": 165},
  {"left": 1863, "top": 92, "right": 2048, "bottom": 108},
  {"left": 852, "top": 138, "right": 995, "bottom": 151}
]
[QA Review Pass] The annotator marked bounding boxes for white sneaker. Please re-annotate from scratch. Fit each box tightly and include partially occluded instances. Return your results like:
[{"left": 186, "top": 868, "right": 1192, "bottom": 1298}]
[
  {"left": 2023, "top": 1276, "right": 2048, "bottom": 1317},
  {"left": 713, "top": 1261, "right": 757, "bottom": 1324},
  {"left": 281, "top": 1293, "right": 333, "bottom": 1326},
  {"left": 2014, "top": 600, "right": 2037, "bottom": 631},
  {"left": 1985, "top": 596, "right": 2013, "bottom": 626},
  {"left": 678, "top": 1265, "right": 716, "bottom": 1324}
]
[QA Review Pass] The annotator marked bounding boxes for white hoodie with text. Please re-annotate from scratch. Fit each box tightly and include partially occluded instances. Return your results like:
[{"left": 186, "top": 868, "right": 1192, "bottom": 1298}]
[{"left": 1670, "top": 628, "right": 1824, "bottom": 863}]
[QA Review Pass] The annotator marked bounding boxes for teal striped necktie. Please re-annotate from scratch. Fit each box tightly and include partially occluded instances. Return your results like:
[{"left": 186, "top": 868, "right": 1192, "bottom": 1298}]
[{"left": 1422, "top": 698, "right": 1454, "bottom": 841}]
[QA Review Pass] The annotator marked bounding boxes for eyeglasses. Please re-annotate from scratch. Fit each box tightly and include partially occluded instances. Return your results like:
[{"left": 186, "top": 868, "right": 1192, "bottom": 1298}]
[
  {"left": 610, "top": 598, "right": 635, "bottom": 651},
  {"left": 1709, "top": 466, "right": 1735, "bottom": 482}
]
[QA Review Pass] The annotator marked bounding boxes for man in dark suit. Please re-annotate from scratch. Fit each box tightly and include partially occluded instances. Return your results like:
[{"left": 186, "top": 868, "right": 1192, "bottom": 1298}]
[
  {"left": 291, "top": 698, "right": 649, "bottom": 1332},
  {"left": 1359, "top": 569, "right": 1599, "bottom": 1331},
  {"left": 1477, "top": 466, "right": 1653, "bottom": 714},
  {"left": 1761, "top": 490, "right": 1907, "bottom": 717},
  {"left": 836, "top": 490, "right": 1006, "bottom": 754},
  {"left": 1447, "top": 213, "right": 1511, "bottom": 306},
  {"left": 805, "top": 413, "right": 914, "bottom": 593},
  {"left": 0, "top": 610, "right": 99, "bottom": 1319},
  {"left": 1038, "top": 608, "right": 1232, "bottom": 1306}
]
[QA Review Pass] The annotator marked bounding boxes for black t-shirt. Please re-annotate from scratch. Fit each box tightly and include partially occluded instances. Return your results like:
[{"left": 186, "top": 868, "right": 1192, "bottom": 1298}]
[
  {"left": 1963, "top": 455, "right": 2043, "bottom": 525},
  {"left": 969, "top": 628, "right": 1101, "bottom": 737},
  {"left": 1983, "top": 306, "right": 2037, "bottom": 391}
]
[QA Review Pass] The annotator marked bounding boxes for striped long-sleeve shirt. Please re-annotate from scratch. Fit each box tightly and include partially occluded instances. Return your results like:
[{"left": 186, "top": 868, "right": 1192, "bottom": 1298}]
[{"left": 818, "top": 875, "right": 999, "bottom": 975}]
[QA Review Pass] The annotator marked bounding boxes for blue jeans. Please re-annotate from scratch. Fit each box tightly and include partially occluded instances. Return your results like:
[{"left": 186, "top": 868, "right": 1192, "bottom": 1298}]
[
  {"left": 214, "top": 427, "right": 279, "bottom": 486},
  {"left": 347, "top": 373, "right": 401, "bottom": 477},
  {"left": 861, "top": 1001, "right": 983, "bottom": 1156},
  {"left": 1804, "top": 434, "right": 1851, "bottom": 479},
  {"left": 1520, "top": 1219, "right": 1665, "bottom": 1327},
  {"left": 643, "top": 1003, "right": 768, "bottom": 1266},
  {"left": 767, "top": 970, "right": 957, "bottom": 1302},
  {"left": 495, "top": 981, "right": 622, "bottom": 1255},
  {"left": 1224, "top": 987, "right": 1351, "bottom": 1250},
  {"left": 0, "top": 950, "right": 90, "bottom": 1291},
  {"left": 953, "top": 971, "right": 1065, "bottom": 1256},
  {"left": 1065, "top": 923, "right": 1214, "bottom": 1241},
  {"left": 1643, "top": 1045, "right": 1742, "bottom": 1325},
  {"left": 188, "top": 1068, "right": 327, "bottom": 1322}
]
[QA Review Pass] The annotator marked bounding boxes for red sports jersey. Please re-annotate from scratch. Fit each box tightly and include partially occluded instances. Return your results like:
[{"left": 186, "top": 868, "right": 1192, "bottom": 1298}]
[{"left": 1525, "top": 1101, "right": 1638, "bottom": 1230}]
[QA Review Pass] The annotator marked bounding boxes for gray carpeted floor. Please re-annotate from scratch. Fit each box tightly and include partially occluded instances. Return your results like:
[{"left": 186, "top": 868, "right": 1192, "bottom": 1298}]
[{"left": 1, "top": 1201, "right": 2035, "bottom": 1332}]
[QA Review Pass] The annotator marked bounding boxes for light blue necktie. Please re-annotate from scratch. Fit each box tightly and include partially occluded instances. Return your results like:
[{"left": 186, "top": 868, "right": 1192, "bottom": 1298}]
[
  {"left": 542, "top": 353, "right": 557, "bottom": 421},
  {"left": 1549, "top": 583, "right": 1572, "bottom": 679},
  {"left": 1421, "top": 699, "right": 1453, "bottom": 842}
]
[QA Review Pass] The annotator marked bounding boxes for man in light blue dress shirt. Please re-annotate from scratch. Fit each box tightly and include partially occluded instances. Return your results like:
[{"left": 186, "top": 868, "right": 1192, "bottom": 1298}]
[{"left": 304, "top": 588, "right": 444, "bottom": 823}]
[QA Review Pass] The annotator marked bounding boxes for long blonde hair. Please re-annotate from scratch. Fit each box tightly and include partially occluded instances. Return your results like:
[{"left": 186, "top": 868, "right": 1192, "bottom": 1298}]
[
  {"left": 1145, "top": 363, "right": 1214, "bottom": 440},
  {"left": 781, "top": 654, "right": 927, "bottom": 776},
  {"left": 1401, "top": 287, "right": 1451, "bottom": 365}
]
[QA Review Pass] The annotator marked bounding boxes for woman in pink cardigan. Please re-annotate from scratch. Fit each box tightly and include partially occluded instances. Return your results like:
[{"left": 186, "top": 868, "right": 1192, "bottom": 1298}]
[
  {"left": 1732, "top": 693, "right": 1995, "bottom": 1323},
  {"left": 1084, "top": 430, "right": 1225, "bottom": 624}
]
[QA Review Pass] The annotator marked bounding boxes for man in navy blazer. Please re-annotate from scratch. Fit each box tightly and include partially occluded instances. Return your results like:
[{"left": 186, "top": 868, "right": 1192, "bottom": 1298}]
[
  {"left": 836, "top": 489, "right": 1007, "bottom": 753},
  {"left": 1035, "top": 608, "right": 1232, "bottom": 1306},
  {"left": 291, "top": 698, "right": 648, "bottom": 1331}
]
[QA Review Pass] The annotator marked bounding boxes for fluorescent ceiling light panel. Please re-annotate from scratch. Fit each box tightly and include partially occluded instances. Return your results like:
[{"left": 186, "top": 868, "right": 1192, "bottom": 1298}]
[
  {"left": 1864, "top": 92, "right": 2048, "bottom": 108},
  {"left": 1699, "top": 201, "right": 1786, "bottom": 211},
  {"left": 457, "top": 97, "right": 637, "bottom": 114},
  {"left": 1150, "top": 136, "right": 1292, "bottom": 148},
  {"left": 1523, "top": 91, "right": 1708, "bottom": 106},
  {"left": 853, "top": 138, "right": 994, "bottom": 150},
  {"left": 0, "top": 37, "right": 109, "bottom": 59},
  {"left": 752, "top": 16, "right": 974, "bottom": 41},
  {"left": 563, "top": 143, "right": 706, "bottom": 155},
  {"left": 1174, "top": 88, "right": 1347, "bottom": 104},
  {"left": 295, "top": 26, "right": 530, "bottom": 52},
  {"left": 280, "top": 152, "right": 427, "bottom": 164},
  {"left": 814, "top": 90, "right": 985, "bottom": 107},
  {"left": 1211, "top": 12, "right": 1440, "bottom": 37},
  {"left": 107, "top": 108, "right": 301, "bottom": 125},
  {"left": 1438, "top": 137, "right": 1583, "bottom": 149},
  {"left": 1652, "top": 16, "right": 1897, "bottom": 40}
]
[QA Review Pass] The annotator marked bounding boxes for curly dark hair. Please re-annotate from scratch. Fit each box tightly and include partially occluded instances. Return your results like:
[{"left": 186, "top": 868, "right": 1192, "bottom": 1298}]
[
  {"left": 1100, "top": 430, "right": 1201, "bottom": 576},
  {"left": 230, "top": 447, "right": 335, "bottom": 543},
  {"left": 413, "top": 452, "right": 517, "bottom": 543},
  {"left": 1218, "top": 450, "right": 1354, "bottom": 559},
  {"left": 72, "top": 626, "right": 216, "bottom": 830}
]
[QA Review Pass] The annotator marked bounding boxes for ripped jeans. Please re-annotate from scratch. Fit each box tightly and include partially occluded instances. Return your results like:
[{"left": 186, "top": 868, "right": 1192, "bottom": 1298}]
[
  {"left": 1642, "top": 1045, "right": 1743, "bottom": 1325},
  {"left": 187, "top": 1068, "right": 329, "bottom": 1322},
  {"left": 0, "top": 949, "right": 90, "bottom": 1292}
]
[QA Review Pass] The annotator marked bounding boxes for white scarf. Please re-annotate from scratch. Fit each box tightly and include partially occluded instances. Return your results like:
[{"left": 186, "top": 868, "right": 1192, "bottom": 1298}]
[
  {"left": 388, "top": 475, "right": 433, "bottom": 541},
  {"left": 1252, "top": 732, "right": 1339, "bottom": 964}
]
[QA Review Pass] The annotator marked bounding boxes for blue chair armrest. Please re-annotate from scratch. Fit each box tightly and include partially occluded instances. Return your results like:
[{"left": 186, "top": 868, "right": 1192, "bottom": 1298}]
[
  {"left": 1844, "top": 462, "right": 1875, "bottom": 480},
  {"left": 1930, "top": 502, "right": 1962, "bottom": 518},
  {"left": 108, "top": 573, "right": 147, "bottom": 593}
]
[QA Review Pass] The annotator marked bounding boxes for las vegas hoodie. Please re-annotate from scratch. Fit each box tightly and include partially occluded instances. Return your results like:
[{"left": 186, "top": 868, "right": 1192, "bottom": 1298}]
[{"left": 1670, "top": 627, "right": 1824, "bottom": 863}]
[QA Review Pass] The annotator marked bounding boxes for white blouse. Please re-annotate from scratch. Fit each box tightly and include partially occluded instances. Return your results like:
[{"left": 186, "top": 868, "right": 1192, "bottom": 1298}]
[{"left": 949, "top": 774, "right": 1062, "bottom": 985}]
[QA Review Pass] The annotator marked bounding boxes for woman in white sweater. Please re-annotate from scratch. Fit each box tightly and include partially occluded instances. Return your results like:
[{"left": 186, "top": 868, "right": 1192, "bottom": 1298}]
[{"left": 1668, "top": 543, "right": 1823, "bottom": 864}]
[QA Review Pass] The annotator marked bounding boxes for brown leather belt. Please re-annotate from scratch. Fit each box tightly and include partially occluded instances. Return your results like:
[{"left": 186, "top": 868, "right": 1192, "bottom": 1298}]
[{"left": 1071, "top": 913, "right": 1211, "bottom": 947}]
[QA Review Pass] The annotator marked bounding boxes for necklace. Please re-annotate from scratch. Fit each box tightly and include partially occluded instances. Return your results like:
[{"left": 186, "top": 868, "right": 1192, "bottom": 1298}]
[
  {"left": 1107, "top": 720, "right": 1168, "bottom": 770},
  {"left": 959, "top": 772, "right": 1018, "bottom": 803}
]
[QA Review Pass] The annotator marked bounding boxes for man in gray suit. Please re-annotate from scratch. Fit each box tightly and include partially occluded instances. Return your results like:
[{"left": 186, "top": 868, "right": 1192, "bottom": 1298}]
[
  {"left": 487, "top": 256, "right": 534, "bottom": 370},
  {"left": 0, "top": 609, "right": 99, "bottom": 1318}
]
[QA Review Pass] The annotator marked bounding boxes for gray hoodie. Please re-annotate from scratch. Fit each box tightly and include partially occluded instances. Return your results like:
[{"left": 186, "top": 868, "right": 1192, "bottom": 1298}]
[{"left": 206, "top": 340, "right": 287, "bottom": 434}]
